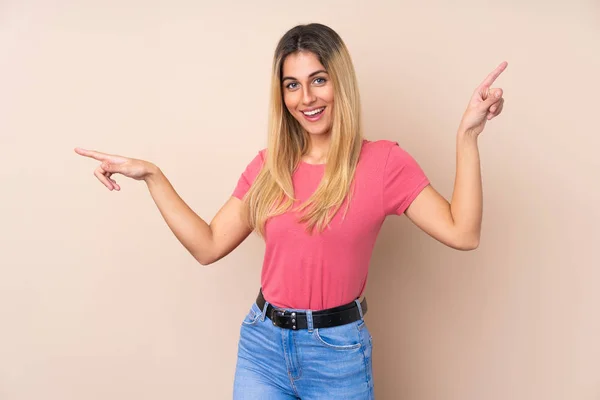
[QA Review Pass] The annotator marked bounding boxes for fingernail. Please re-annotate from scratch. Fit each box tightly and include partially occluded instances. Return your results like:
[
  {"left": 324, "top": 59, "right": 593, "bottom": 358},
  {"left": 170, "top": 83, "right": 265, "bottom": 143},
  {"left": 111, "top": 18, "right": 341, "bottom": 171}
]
[{"left": 495, "top": 91, "right": 501, "bottom": 98}]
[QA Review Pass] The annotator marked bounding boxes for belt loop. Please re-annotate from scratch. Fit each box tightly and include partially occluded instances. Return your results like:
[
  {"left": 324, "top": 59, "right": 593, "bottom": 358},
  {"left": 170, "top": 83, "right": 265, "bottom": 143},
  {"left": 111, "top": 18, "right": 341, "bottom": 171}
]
[
  {"left": 354, "top": 299, "right": 364, "bottom": 319},
  {"left": 260, "top": 300, "right": 269, "bottom": 322},
  {"left": 306, "top": 310, "right": 314, "bottom": 332}
]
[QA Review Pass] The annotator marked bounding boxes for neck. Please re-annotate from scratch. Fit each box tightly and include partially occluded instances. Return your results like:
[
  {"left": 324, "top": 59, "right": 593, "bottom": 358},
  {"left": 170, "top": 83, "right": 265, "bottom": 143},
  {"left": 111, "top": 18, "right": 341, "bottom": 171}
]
[{"left": 303, "top": 132, "right": 331, "bottom": 164}]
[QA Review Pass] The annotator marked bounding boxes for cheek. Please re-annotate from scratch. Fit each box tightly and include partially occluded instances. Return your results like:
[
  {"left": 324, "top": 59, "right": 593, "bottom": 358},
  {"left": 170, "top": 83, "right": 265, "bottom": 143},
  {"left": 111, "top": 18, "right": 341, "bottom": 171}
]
[
  {"left": 326, "top": 89, "right": 335, "bottom": 103},
  {"left": 321, "top": 87, "right": 334, "bottom": 107},
  {"left": 283, "top": 91, "right": 299, "bottom": 108}
]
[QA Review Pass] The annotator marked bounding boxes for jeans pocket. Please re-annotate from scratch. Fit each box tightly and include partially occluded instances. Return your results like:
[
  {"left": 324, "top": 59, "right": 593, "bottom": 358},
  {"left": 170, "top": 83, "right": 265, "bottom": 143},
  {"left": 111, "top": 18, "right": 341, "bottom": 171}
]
[
  {"left": 357, "top": 319, "right": 372, "bottom": 343},
  {"left": 313, "top": 322, "right": 362, "bottom": 350},
  {"left": 241, "top": 303, "right": 262, "bottom": 326}
]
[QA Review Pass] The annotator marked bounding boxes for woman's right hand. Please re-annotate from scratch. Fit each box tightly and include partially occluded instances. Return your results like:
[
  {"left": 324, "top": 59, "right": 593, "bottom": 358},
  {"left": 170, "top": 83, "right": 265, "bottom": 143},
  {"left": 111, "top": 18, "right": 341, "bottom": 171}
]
[{"left": 74, "top": 147, "right": 157, "bottom": 191}]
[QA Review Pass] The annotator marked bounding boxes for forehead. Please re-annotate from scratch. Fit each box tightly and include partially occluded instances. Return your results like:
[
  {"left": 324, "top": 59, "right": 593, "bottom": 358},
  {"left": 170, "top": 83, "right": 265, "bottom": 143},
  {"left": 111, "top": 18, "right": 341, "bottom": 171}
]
[{"left": 282, "top": 51, "right": 326, "bottom": 78}]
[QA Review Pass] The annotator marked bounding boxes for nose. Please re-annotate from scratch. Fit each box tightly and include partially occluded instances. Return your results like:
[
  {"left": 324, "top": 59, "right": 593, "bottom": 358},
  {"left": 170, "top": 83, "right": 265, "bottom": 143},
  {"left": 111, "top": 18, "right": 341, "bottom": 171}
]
[{"left": 302, "top": 86, "right": 316, "bottom": 105}]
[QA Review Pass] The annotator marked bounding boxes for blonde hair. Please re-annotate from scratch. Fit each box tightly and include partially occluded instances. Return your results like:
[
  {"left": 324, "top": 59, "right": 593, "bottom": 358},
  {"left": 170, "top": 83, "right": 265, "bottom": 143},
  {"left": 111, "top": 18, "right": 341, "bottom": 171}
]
[{"left": 244, "top": 23, "right": 363, "bottom": 237}]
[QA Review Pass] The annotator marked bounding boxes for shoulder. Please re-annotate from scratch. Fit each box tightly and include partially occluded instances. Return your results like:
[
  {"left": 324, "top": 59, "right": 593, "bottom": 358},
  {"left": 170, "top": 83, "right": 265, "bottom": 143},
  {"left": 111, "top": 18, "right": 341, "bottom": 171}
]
[
  {"left": 360, "top": 139, "right": 408, "bottom": 163},
  {"left": 250, "top": 148, "right": 267, "bottom": 165},
  {"left": 360, "top": 139, "right": 424, "bottom": 179},
  {"left": 362, "top": 139, "right": 404, "bottom": 155},
  {"left": 238, "top": 148, "right": 267, "bottom": 176}
]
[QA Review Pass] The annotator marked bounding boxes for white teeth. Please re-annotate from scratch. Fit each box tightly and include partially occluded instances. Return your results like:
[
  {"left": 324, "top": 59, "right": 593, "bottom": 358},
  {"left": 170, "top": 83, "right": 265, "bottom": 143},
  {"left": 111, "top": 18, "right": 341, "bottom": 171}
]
[{"left": 303, "top": 107, "right": 324, "bottom": 116}]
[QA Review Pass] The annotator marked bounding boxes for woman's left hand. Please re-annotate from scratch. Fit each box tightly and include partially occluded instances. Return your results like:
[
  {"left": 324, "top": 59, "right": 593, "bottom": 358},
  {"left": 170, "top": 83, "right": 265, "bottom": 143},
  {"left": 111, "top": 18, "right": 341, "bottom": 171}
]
[{"left": 458, "top": 61, "right": 508, "bottom": 137}]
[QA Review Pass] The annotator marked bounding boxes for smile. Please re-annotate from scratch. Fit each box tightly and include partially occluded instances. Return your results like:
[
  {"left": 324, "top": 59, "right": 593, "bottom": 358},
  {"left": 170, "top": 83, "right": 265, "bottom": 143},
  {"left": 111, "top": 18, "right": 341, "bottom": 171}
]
[{"left": 302, "top": 107, "right": 325, "bottom": 116}]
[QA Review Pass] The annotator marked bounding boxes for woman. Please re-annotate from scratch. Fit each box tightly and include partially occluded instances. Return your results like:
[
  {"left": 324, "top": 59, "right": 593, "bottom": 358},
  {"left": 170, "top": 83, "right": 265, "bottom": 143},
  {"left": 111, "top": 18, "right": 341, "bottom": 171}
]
[{"left": 75, "top": 23, "right": 506, "bottom": 399}]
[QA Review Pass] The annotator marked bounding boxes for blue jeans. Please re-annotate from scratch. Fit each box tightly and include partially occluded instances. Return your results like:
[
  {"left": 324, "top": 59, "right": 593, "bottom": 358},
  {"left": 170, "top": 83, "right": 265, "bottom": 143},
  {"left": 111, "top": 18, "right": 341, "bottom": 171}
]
[{"left": 233, "top": 300, "right": 375, "bottom": 399}]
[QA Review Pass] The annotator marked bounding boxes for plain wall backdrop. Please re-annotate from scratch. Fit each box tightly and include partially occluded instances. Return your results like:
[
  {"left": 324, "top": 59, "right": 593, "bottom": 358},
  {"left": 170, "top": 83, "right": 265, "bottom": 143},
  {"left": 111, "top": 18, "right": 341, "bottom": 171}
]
[{"left": 1, "top": 1, "right": 599, "bottom": 399}]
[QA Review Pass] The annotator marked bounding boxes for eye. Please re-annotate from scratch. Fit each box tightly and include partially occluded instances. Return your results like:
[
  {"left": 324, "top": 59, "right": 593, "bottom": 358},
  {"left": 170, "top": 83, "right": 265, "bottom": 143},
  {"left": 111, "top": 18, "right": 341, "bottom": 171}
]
[
  {"left": 285, "top": 82, "right": 299, "bottom": 90},
  {"left": 314, "top": 77, "right": 327, "bottom": 85}
]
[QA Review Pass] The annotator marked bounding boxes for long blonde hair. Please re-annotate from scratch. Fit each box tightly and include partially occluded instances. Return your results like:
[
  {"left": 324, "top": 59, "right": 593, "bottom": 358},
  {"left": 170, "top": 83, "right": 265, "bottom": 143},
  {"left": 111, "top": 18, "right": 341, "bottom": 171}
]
[{"left": 244, "top": 23, "right": 363, "bottom": 237}]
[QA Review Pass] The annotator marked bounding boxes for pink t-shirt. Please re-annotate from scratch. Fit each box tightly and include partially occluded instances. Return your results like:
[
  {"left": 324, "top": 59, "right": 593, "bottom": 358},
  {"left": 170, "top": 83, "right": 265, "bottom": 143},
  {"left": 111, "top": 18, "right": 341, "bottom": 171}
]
[{"left": 232, "top": 139, "right": 429, "bottom": 310}]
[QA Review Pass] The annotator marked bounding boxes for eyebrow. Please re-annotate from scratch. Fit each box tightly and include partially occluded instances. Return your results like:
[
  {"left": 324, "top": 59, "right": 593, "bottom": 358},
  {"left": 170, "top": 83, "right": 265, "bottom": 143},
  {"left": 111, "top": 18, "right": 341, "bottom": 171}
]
[{"left": 281, "top": 69, "right": 328, "bottom": 82}]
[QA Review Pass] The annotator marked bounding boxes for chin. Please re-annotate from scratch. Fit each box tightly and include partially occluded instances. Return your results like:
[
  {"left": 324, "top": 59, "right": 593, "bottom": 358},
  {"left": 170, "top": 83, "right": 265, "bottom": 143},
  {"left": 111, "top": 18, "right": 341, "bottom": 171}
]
[
  {"left": 306, "top": 127, "right": 331, "bottom": 136},
  {"left": 301, "top": 120, "right": 332, "bottom": 136}
]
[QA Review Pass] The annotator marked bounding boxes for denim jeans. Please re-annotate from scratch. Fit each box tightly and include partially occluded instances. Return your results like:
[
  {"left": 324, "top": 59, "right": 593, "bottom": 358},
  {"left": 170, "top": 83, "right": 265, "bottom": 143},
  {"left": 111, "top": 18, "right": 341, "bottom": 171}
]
[{"left": 233, "top": 300, "right": 375, "bottom": 399}]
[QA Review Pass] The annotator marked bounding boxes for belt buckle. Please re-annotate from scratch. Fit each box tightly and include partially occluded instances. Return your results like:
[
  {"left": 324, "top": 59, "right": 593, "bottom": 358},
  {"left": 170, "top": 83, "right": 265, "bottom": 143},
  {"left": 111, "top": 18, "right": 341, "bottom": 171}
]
[{"left": 270, "top": 308, "right": 298, "bottom": 330}]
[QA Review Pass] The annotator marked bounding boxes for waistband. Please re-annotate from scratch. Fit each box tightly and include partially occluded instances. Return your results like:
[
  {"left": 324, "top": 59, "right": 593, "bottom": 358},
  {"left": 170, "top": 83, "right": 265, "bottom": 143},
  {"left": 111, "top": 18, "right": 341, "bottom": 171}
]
[{"left": 256, "top": 288, "right": 368, "bottom": 330}]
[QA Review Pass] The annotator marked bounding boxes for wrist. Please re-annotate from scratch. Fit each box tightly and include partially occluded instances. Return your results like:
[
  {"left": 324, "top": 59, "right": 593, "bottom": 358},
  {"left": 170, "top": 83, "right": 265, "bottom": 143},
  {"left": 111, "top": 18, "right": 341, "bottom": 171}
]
[{"left": 457, "top": 129, "right": 479, "bottom": 144}]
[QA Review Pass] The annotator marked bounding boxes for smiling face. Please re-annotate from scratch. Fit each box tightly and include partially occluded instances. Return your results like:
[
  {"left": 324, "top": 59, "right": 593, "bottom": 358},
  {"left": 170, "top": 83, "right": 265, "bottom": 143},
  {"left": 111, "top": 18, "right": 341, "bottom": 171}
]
[{"left": 281, "top": 51, "right": 334, "bottom": 137}]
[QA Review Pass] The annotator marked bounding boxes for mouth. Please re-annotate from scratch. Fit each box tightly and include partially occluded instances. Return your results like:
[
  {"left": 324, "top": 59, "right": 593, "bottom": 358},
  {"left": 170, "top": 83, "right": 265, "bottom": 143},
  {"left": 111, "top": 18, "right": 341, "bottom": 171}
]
[{"left": 301, "top": 106, "right": 326, "bottom": 122}]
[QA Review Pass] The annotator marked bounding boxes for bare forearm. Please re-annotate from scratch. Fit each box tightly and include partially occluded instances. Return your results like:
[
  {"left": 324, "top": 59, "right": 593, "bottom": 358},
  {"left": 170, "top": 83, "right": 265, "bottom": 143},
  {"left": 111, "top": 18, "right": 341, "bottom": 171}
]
[
  {"left": 450, "top": 131, "right": 483, "bottom": 246},
  {"left": 144, "top": 165, "right": 214, "bottom": 264}
]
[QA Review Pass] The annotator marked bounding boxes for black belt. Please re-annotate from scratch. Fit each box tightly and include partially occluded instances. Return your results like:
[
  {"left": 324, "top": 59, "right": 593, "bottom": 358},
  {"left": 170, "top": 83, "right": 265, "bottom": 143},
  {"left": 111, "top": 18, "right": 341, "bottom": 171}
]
[{"left": 256, "top": 289, "right": 368, "bottom": 330}]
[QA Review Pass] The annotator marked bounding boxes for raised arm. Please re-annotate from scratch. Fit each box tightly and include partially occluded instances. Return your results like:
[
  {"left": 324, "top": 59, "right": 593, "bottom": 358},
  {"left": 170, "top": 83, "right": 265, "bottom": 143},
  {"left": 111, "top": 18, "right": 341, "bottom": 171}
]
[{"left": 404, "top": 61, "right": 507, "bottom": 251}]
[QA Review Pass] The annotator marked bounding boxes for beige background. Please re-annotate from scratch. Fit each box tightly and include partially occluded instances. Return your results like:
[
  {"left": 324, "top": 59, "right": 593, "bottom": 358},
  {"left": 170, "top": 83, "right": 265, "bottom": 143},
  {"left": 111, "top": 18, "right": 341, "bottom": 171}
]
[{"left": 1, "top": 0, "right": 599, "bottom": 399}]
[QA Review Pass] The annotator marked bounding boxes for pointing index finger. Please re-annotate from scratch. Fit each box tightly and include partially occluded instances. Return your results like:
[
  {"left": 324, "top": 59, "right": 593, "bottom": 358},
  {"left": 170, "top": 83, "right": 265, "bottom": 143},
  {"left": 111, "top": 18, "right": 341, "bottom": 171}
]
[
  {"left": 478, "top": 61, "right": 508, "bottom": 91},
  {"left": 74, "top": 147, "right": 109, "bottom": 161}
]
